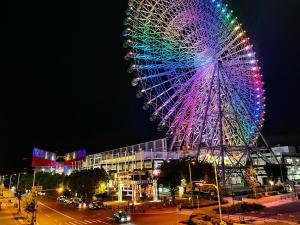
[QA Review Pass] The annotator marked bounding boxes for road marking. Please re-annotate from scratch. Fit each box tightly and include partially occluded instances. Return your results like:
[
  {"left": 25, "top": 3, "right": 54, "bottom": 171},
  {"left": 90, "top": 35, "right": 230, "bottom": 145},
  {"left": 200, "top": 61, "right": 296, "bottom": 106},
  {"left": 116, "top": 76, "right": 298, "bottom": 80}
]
[
  {"left": 94, "top": 220, "right": 110, "bottom": 225},
  {"left": 68, "top": 222, "right": 77, "bottom": 225},
  {"left": 73, "top": 221, "right": 86, "bottom": 224},
  {"left": 105, "top": 217, "right": 113, "bottom": 220},
  {"left": 38, "top": 201, "right": 75, "bottom": 220},
  {"left": 83, "top": 220, "right": 93, "bottom": 224}
]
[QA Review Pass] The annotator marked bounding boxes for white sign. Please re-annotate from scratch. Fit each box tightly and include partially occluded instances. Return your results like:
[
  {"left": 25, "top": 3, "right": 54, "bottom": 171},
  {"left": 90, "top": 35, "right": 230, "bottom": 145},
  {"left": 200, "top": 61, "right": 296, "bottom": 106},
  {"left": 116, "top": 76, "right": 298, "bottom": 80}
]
[{"left": 32, "top": 186, "right": 43, "bottom": 191}]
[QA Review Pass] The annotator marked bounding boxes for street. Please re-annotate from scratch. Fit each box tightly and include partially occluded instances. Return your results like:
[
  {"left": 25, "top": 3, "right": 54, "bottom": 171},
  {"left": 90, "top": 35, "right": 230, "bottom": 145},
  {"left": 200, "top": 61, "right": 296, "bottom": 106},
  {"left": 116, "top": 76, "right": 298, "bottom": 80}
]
[{"left": 35, "top": 197, "right": 190, "bottom": 225}]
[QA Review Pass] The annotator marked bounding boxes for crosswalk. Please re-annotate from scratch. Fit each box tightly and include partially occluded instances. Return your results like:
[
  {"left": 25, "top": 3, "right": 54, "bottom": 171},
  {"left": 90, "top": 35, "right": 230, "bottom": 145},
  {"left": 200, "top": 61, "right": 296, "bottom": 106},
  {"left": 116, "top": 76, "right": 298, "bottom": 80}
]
[{"left": 62, "top": 217, "right": 113, "bottom": 225}]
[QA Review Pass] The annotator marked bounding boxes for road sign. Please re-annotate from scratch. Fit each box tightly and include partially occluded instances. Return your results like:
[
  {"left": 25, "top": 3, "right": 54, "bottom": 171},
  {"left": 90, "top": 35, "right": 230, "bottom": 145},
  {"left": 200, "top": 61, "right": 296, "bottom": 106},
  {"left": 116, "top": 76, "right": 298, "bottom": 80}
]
[{"left": 32, "top": 186, "right": 43, "bottom": 191}]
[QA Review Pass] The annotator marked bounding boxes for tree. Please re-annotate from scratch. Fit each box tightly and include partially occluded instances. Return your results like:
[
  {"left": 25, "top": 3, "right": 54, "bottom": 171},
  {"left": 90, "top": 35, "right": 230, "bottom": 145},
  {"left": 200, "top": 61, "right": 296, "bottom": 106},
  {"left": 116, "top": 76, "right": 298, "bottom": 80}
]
[
  {"left": 67, "top": 168, "right": 109, "bottom": 199},
  {"left": 264, "top": 163, "right": 287, "bottom": 183},
  {"left": 11, "top": 172, "right": 66, "bottom": 192},
  {"left": 23, "top": 192, "right": 36, "bottom": 213},
  {"left": 158, "top": 159, "right": 215, "bottom": 203},
  {"left": 0, "top": 182, "right": 4, "bottom": 193},
  {"left": 245, "top": 166, "right": 260, "bottom": 197}
]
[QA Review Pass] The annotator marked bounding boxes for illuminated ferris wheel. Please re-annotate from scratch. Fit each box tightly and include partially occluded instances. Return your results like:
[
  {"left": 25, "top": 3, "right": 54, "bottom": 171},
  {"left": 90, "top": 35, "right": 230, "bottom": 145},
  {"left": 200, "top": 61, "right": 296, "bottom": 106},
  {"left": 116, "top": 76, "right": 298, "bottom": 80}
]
[{"left": 123, "top": 0, "right": 271, "bottom": 181}]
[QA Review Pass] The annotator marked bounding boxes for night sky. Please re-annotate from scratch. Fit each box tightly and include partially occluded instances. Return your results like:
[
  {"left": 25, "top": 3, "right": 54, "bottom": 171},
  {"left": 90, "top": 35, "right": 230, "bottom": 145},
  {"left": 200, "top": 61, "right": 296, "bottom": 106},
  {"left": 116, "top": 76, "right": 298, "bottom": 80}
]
[{"left": 0, "top": 0, "right": 300, "bottom": 173}]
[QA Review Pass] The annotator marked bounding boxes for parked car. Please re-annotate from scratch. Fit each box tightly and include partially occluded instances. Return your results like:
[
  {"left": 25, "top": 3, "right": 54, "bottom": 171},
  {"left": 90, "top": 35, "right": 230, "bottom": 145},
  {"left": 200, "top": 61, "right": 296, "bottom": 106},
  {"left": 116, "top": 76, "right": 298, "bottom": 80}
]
[{"left": 113, "top": 211, "right": 131, "bottom": 223}]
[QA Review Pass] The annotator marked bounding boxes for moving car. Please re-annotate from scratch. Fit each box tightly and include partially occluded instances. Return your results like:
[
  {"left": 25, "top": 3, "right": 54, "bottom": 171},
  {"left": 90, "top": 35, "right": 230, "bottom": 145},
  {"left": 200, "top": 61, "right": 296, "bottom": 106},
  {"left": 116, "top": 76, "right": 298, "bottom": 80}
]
[
  {"left": 113, "top": 211, "right": 131, "bottom": 223},
  {"left": 88, "top": 201, "right": 103, "bottom": 210},
  {"left": 57, "top": 196, "right": 67, "bottom": 201}
]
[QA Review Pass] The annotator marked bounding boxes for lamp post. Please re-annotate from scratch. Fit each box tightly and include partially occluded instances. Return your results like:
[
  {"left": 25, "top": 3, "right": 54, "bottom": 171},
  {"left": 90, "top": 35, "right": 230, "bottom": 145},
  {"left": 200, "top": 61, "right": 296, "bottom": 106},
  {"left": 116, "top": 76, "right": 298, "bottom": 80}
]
[
  {"left": 212, "top": 155, "right": 223, "bottom": 223},
  {"left": 9, "top": 174, "right": 17, "bottom": 191},
  {"left": 152, "top": 169, "right": 160, "bottom": 201},
  {"left": 188, "top": 160, "right": 195, "bottom": 206},
  {"left": 198, "top": 183, "right": 223, "bottom": 224},
  {"left": 31, "top": 168, "right": 37, "bottom": 225},
  {"left": 16, "top": 172, "right": 27, "bottom": 191},
  {"left": 195, "top": 154, "right": 224, "bottom": 223}
]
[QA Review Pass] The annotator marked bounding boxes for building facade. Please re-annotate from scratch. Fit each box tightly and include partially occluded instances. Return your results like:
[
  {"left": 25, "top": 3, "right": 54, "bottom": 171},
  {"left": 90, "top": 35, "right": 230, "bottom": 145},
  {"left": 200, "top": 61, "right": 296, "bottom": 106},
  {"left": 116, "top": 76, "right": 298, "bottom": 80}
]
[{"left": 84, "top": 139, "right": 300, "bottom": 184}]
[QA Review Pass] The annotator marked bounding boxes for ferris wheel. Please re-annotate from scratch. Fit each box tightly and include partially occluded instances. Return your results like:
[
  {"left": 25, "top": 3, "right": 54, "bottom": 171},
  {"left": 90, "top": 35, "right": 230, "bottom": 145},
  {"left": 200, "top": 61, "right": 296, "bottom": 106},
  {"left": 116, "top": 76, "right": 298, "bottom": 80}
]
[{"left": 123, "top": 0, "right": 269, "bottom": 179}]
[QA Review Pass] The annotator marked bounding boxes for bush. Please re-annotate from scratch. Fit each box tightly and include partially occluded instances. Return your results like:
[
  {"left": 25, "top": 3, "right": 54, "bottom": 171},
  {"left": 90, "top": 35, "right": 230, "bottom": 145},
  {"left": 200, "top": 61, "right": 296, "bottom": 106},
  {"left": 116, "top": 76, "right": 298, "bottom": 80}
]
[
  {"left": 217, "top": 202, "right": 265, "bottom": 214},
  {"left": 189, "top": 214, "right": 235, "bottom": 225},
  {"left": 267, "top": 191, "right": 279, "bottom": 196},
  {"left": 246, "top": 193, "right": 263, "bottom": 199}
]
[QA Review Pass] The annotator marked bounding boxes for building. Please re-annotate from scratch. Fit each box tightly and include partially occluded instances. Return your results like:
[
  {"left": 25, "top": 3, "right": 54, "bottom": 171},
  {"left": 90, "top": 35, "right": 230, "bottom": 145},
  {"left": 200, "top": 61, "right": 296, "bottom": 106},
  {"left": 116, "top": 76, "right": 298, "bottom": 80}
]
[
  {"left": 31, "top": 147, "right": 86, "bottom": 174},
  {"left": 84, "top": 138, "right": 172, "bottom": 172},
  {"left": 31, "top": 139, "right": 300, "bottom": 184},
  {"left": 84, "top": 139, "right": 300, "bottom": 184},
  {"left": 271, "top": 146, "right": 300, "bottom": 181}
]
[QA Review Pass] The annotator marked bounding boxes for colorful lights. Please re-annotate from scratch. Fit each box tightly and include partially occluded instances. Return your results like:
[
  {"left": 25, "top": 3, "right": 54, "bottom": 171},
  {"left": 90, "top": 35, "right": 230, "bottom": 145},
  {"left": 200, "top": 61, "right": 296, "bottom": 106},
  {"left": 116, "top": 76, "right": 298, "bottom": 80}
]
[
  {"left": 125, "top": 0, "right": 265, "bottom": 150},
  {"left": 234, "top": 25, "right": 240, "bottom": 31}
]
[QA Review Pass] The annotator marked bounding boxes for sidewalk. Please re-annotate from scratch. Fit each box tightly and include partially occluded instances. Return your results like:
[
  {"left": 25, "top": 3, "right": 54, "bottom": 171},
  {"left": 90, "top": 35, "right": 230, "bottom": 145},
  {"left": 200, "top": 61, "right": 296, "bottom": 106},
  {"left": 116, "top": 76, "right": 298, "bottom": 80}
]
[
  {"left": 0, "top": 189, "right": 29, "bottom": 225},
  {"left": 190, "top": 194, "right": 300, "bottom": 225}
]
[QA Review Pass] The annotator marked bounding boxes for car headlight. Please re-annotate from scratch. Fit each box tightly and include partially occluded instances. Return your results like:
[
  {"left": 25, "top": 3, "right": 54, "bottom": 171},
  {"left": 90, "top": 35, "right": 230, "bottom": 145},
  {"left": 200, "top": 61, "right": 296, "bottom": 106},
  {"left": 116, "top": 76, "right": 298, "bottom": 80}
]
[
  {"left": 127, "top": 216, "right": 131, "bottom": 221},
  {"left": 121, "top": 217, "right": 125, "bottom": 222}
]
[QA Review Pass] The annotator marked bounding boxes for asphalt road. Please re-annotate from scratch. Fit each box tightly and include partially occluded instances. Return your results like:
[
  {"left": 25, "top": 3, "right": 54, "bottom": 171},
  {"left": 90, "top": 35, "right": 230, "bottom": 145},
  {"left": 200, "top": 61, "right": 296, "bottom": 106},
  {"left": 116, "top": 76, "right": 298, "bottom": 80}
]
[
  {"left": 36, "top": 198, "right": 190, "bottom": 225},
  {"left": 243, "top": 199, "right": 300, "bottom": 223}
]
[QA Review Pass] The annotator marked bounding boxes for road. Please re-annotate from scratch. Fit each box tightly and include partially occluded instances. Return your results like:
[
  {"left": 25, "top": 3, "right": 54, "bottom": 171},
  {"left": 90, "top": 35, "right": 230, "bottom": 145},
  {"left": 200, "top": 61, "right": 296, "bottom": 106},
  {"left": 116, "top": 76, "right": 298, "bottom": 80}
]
[
  {"left": 243, "top": 199, "right": 300, "bottom": 223},
  {"left": 35, "top": 198, "right": 190, "bottom": 225}
]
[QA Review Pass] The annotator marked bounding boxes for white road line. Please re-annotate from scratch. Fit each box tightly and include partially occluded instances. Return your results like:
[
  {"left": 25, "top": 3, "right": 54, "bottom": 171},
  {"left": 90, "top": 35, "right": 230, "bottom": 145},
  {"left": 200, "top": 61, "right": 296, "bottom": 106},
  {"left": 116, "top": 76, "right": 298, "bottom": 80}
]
[
  {"left": 98, "top": 220, "right": 110, "bottom": 225},
  {"left": 83, "top": 220, "right": 93, "bottom": 224},
  {"left": 68, "top": 222, "right": 77, "bottom": 225},
  {"left": 38, "top": 201, "right": 75, "bottom": 220},
  {"left": 105, "top": 217, "right": 113, "bottom": 220}
]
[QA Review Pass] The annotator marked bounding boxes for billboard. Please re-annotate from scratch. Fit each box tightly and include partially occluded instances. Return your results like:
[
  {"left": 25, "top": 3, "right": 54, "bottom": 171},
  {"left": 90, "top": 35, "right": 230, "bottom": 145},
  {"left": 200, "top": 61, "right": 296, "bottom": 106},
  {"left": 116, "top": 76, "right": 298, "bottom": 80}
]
[
  {"left": 32, "top": 147, "right": 56, "bottom": 167},
  {"left": 64, "top": 149, "right": 86, "bottom": 167}
]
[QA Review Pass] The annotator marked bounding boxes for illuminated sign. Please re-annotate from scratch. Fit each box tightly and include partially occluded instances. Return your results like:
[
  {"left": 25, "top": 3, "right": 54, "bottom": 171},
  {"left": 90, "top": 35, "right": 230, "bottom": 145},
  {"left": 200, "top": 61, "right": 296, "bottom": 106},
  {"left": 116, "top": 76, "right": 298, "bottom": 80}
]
[
  {"left": 64, "top": 149, "right": 86, "bottom": 167},
  {"left": 32, "top": 148, "right": 56, "bottom": 167}
]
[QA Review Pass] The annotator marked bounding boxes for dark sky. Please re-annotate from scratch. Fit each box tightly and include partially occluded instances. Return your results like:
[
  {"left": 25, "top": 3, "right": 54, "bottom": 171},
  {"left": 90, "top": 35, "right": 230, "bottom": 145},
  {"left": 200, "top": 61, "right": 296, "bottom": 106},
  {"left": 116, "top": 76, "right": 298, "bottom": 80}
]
[{"left": 0, "top": 0, "right": 300, "bottom": 173}]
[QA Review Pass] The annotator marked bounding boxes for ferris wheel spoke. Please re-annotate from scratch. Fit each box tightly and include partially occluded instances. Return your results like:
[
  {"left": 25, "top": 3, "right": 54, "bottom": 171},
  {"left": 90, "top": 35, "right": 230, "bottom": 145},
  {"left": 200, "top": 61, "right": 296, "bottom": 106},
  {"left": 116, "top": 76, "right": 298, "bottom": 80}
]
[
  {"left": 221, "top": 70, "right": 262, "bottom": 136},
  {"left": 152, "top": 79, "right": 193, "bottom": 115},
  {"left": 218, "top": 69, "right": 249, "bottom": 145},
  {"left": 127, "top": 0, "right": 265, "bottom": 157}
]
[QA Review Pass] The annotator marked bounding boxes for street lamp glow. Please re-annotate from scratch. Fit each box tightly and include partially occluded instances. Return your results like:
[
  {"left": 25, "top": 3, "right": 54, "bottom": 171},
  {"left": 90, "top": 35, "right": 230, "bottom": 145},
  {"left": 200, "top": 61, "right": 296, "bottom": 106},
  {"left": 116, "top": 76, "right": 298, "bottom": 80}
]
[
  {"left": 269, "top": 181, "right": 274, "bottom": 186},
  {"left": 57, "top": 187, "right": 64, "bottom": 194}
]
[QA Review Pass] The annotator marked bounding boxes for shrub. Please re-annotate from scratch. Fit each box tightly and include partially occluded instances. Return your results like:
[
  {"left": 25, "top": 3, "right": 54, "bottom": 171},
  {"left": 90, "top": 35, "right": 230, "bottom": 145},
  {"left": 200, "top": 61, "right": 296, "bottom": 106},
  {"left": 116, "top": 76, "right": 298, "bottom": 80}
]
[
  {"left": 267, "top": 191, "right": 279, "bottom": 196},
  {"left": 246, "top": 193, "right": 263, "bottom": 199},
  {"left": 217, "top": 202, "right": 265, "bottom": 214}
]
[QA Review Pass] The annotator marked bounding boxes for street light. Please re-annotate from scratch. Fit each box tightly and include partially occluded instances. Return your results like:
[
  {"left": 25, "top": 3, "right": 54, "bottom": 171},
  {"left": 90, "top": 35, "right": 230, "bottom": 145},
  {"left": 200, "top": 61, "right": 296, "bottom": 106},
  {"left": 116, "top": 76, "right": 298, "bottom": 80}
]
[
  {"left": 152, "top": 169, "right": 160, "bottom": 201},
  {"left": 197, "top": 182, "right": 224, "bottom": 224},
  {"left": 57, "top": 187, "right": 64, "bottom": 194},
  {"left": 9, "top": 174, "right": 17, "bottom": 191},
  {"left": 17, "top": 172, "right": 27, "bottom": 191},
  {"left": 188, "top": 160, "right": 195, "bottom": 206},
  {"left": 196, "top": 154, "right": 224, "bottom": 224}
]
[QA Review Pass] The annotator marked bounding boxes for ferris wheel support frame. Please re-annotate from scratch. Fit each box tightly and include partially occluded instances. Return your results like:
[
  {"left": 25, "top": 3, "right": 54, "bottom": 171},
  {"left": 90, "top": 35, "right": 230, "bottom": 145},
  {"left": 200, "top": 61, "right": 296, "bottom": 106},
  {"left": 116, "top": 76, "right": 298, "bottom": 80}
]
[{"left": 190, "top": 63, "right": 283, "bottom": 186}]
